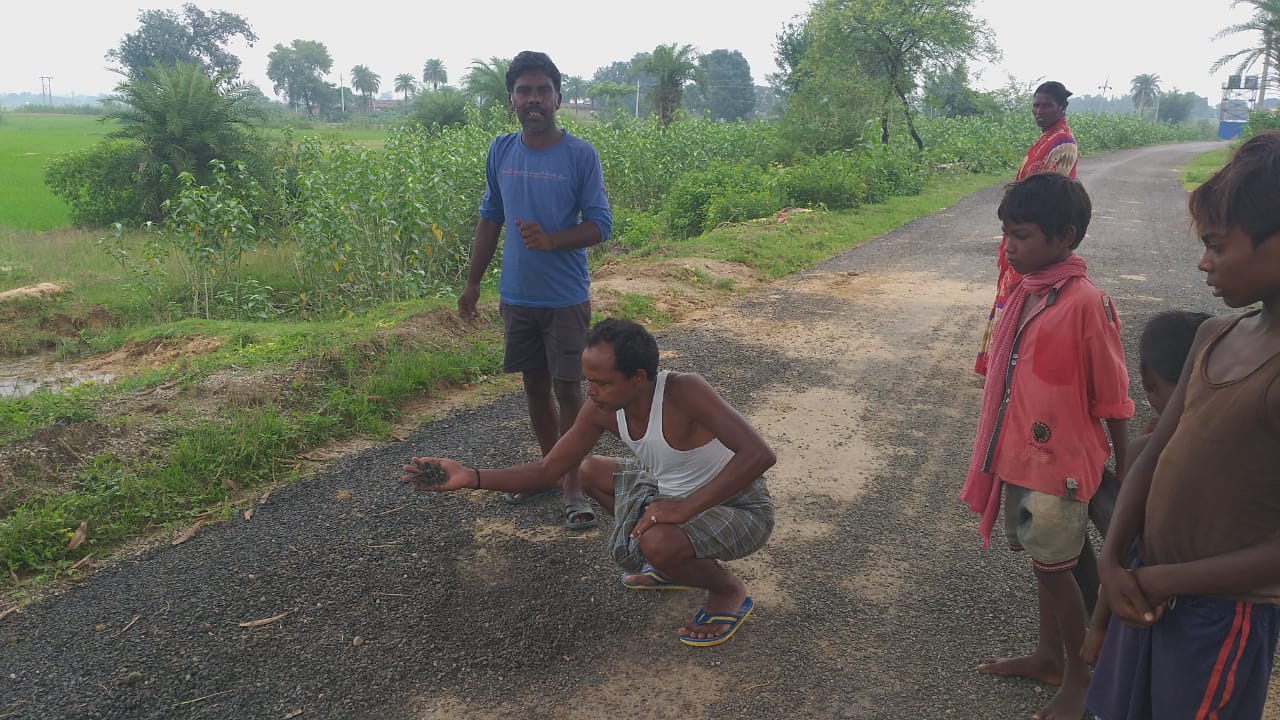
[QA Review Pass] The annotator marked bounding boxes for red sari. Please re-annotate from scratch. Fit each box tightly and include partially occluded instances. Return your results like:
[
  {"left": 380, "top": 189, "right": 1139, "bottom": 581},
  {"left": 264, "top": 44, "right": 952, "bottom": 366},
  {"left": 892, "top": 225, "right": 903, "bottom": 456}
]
[{"left": 974, "top": 118, "right": 1079, "bottom": 375}]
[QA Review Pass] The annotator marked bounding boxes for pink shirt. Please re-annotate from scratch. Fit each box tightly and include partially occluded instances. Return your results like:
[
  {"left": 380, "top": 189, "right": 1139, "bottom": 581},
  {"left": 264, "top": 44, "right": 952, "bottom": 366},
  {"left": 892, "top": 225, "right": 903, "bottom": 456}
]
[{"left": 990, "top": 277, "right": 1134, "bottom": 502}]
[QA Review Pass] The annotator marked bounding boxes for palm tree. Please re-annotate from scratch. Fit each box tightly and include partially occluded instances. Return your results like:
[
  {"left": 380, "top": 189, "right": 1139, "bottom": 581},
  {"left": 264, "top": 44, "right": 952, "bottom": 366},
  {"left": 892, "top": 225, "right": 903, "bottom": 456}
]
[
  {"left": 633, "top": 43, "right": 700, "bottom": 125},
  {"left": 394, "top": 73, "right": 417, "bottom": 104},
  {"left": 350, "top": 64, "right": 381, "bottom": 112},
  {"left": 562, "top": 74, "right": 589, "bottom": 106},
  {"left": 103, "top": 61, "right": 263, "bottom": 220},
  {"left": 1212, "top": 0, "right": 1280, "bottom": 107},
  {"left": 463, "top": 56, "right": 511, "bottom": 109},
  {"left": 1130, "top": 73, "right": 1161, "bottom": 118},
  {"left": 422, "top": 58, "right": 448, "bottom": 91}
]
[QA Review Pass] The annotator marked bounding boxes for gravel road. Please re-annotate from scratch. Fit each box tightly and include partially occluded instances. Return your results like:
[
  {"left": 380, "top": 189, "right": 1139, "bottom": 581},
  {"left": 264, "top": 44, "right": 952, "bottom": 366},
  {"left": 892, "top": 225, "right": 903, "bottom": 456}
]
[{"left": 3, "top": 140, "right": 1266, "bottom": 720}]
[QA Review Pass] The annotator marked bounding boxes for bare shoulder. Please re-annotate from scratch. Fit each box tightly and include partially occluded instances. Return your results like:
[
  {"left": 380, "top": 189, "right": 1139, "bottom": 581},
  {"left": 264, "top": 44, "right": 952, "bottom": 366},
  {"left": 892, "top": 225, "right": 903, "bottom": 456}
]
[{"left": 664, "top": 371, "right": 718, "bottom": 399}]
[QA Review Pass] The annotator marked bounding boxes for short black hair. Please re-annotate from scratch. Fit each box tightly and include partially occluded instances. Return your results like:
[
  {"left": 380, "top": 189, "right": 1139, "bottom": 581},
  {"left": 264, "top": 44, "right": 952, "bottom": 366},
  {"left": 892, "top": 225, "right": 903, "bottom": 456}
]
[
  {"left": 586, "top": 318, "right": 658, "bottom": 381},
  {"left": 1188, "top": 130, "right": 1280, "bottom": 247},
  {"left": 997, "top": 172, "right": 1092, "bottom": 249},
  {"left": 1035, "top": 81, "right": 1072, "bottom": 109},
  {"left": 506, "top": 50, "right": 562, "bottom": 94},
  {"left": 1139, "top": 310, "right": 1211, "bottom": 383}
]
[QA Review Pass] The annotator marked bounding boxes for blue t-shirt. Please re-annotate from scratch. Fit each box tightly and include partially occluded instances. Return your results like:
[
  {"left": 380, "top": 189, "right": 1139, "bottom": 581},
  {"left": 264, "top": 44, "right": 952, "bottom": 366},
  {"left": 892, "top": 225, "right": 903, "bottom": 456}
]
[{"left": 478, "top": 130, "right": 612, "bottom": 307}]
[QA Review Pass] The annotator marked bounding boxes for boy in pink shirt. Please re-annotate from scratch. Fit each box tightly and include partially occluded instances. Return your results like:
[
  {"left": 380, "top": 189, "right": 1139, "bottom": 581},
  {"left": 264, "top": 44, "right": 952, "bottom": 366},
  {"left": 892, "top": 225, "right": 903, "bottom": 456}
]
[{"left": 962, "top": 172, "right": 1133, "bottom": 720}]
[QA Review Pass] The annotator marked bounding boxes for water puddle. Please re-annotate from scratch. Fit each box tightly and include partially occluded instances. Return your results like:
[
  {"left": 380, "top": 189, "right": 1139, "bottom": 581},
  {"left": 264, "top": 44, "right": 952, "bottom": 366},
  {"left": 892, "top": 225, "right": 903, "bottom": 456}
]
[{"left": 0, "top": 353, "right": 116, "bottom": 399}]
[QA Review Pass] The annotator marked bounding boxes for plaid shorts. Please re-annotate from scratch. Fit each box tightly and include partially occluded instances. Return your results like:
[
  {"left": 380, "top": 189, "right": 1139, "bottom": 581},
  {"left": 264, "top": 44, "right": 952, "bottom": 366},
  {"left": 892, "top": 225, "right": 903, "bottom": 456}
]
[{"left": 607, "top": 457, "right": 774, "bottom": 573}]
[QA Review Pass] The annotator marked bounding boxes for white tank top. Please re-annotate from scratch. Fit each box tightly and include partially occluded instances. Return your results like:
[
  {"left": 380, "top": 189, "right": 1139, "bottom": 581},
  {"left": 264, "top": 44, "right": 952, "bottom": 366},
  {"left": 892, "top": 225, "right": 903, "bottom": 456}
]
[{"left": 616, "top": 371, "right": 735, "bottom": 497}]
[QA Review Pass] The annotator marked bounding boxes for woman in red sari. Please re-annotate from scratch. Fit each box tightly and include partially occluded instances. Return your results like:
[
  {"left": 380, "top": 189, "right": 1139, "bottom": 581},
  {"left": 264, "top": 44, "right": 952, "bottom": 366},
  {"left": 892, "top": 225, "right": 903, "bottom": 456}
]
[{"left": 975, "top": 81, "right": 1080, "bottom": 375}]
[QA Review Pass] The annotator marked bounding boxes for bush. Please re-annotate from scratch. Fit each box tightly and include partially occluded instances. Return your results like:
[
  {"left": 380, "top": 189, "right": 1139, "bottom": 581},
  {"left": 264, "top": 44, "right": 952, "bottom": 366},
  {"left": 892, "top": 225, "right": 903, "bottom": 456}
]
[
  {"left": 662, "top": 163, "right": 774, "bottom": 238},
  {"left": 706, "top": 188, "right": 779, "bottom": 228},
  {"left": 44, "top": 139, "right": 156, "bottom": 226},
  {"left": 774, "top": 153, "right": 866, "bottom": 210},
  {"left": 609, "top": 207, "right": 667, "bottom": 255},
  {"left": 1241, "top": 109, "right": 1280, "bottom": 138}
]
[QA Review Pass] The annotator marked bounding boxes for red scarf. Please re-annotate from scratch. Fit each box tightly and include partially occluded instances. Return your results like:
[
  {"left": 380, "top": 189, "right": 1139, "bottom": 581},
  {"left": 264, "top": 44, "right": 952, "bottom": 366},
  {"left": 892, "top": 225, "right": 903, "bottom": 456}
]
[{"left": 962, "top": 254, "right": 1089, "bottom": 545}]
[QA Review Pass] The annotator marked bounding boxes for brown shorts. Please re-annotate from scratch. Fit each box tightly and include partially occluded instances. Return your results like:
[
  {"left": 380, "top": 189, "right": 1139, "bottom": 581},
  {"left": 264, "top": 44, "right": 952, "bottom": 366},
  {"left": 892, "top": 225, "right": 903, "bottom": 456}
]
[
  {"left": 1004, "top": 483, "right": 1089, "bottom": 572},
  {"left": 499, "top": 301, "right": 590, "bottom": 382}
]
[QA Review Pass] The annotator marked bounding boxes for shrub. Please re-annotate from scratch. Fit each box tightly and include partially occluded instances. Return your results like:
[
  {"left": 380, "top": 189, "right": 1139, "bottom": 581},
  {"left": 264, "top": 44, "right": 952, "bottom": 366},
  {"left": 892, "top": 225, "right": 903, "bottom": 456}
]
[
  {"left": 774, "top": 153, "right": 866, "bottom": 210},
  {"left": 44, "top": 139, "right": 156, "bottom": 226}
]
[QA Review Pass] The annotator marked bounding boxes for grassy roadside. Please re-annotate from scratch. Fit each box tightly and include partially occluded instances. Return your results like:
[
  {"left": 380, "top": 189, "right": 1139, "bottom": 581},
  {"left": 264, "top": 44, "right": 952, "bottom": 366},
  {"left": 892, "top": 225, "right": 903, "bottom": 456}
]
[
  {"left": 1, "top": 169, "right": 1008, "bottom": 599},
  {"left": 1182, "top": 146, "right": 1231, "bottom": 190}
]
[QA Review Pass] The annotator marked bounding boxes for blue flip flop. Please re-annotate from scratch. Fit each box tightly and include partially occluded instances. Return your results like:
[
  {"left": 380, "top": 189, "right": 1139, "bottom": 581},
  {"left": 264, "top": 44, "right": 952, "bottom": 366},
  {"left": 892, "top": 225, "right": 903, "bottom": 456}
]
[
  {"left": 619, "top": 564, "right": 692, "bottom": 590},
  {"left": 679, "top": 596, "right": 754, "bottom": 648}
]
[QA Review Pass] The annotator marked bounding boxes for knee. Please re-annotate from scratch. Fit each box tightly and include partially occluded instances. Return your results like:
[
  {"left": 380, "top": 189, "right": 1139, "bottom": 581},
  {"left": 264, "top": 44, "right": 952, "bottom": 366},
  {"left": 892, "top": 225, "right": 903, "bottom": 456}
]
[
  {"left": 578, "top": 455, "right": 614, "bottom": 492},
  {"left": 638, "top": 526, "right": 693, "bottom": 569}
]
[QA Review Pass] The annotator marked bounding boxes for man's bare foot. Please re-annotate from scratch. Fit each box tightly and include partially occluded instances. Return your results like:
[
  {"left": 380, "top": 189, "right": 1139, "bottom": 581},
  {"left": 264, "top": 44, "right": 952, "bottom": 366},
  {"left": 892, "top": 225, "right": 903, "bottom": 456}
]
[
  {"left": 1031, "top": 674, "right": 1088, "bottom": 719},
  {"left": 976, "top": 654, "right": 1063, "bottom": 686},
  {"left": 678, "top": 591, "right": 749, "bottom": 641}
]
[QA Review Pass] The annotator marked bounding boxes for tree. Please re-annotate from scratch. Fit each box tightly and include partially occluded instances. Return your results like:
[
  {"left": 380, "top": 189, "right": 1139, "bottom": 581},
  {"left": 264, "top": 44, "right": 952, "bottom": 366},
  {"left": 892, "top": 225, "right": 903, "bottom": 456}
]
[
  {"left": 633, "top": 43, "right": 700, "bottom": 125},
  {"left": 562, "top": 75, "right": 590, "bottom": 106},
  {"left": 463, "top": 56, "right": 511, "bottom": 109},
  {"left": 699, "top": 49, "right": 755, "bottom": 120},
  {"left": 266, "top": 39, "right": 333, "bottom": 115},
  {"left": 1212, "top": 0, "right": 1280, "bottom": 107},
  {"left": 1130, "top": 73, "right": 1161, "bottom": 118},
  {"left": 394, "top": 73, "right": 417, "bottom": 104},
  {"left": 422, "top": 58, "right": 448, "bottom": 90},
  {"left": 407, "top": 87, "right": 469, "bottom": 128},
  {"left": 770, "top": 18, "right": 814, "bottom": 95},
  {"left": 102, "top": 61, "right": 263, "bottom": 221},
  {"left": 805, "top": 0, "right": 997, "bottom": 149},
  {"left": 106, "top": 3, "right": 257, "bottom": 82},
  {"left": 351, "top": 65, "right": 381, "bottom": 111},
  {"left": 922, "top": 63, "right": 997, "bottom": 117},
  {"left": 588, "top": 81, "right": 634, "bottom": 114},
  {"left": 1155, "top": 88, "right": 1206, "bottom": 123}
]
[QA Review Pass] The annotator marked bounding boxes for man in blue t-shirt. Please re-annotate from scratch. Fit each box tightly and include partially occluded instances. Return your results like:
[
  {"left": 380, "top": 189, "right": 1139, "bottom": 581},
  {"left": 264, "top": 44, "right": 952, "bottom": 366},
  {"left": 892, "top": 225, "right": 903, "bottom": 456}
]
[{"left": 458, "top": 50, "right": 612, "bottom": 531}]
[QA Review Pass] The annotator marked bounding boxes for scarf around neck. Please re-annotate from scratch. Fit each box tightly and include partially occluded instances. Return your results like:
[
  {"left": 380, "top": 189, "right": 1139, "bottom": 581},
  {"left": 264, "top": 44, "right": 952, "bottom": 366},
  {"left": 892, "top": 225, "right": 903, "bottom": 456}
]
[{"left": 961, "top": 254, "right": 1089, "bottom": 545}]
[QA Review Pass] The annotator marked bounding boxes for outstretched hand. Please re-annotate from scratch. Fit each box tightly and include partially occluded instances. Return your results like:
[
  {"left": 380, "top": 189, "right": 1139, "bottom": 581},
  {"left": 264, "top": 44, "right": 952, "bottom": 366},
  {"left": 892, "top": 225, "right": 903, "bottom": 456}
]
[{"left": 401, "top": 457, "right": 473, "bottom": 492}]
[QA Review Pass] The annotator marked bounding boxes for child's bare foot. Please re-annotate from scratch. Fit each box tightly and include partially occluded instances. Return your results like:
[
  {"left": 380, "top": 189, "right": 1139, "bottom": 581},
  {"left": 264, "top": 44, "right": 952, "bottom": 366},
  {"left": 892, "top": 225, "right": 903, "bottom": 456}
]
[
  {"left": 1031, "top": 673, "right": 1089, "bottom": 719},
  {"left": 976, "top": 653, "right": 1063, "bottom": 686}
]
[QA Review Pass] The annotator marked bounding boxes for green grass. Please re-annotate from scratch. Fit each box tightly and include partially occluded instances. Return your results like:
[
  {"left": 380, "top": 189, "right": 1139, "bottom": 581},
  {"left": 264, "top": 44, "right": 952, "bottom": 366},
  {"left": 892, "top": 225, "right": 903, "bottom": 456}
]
[
  {"left": 0, "top": 114, "right": 112, "bottom": 230},
  {"left": 1182, "top": 147, "right": 1230, "bottom": 190},
  {"left": 676, "top": 170, "right": 1008, "bottom": 278},
  {"left": 0, "top": 145, "right": 1009, "bottom": 594}
]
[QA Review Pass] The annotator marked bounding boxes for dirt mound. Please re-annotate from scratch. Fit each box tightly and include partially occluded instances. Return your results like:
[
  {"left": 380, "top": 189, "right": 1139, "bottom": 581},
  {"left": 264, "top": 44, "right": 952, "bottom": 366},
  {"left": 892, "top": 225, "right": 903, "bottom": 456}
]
[{"left": 0, "top": 282, "right": 66, "bottom": 303}]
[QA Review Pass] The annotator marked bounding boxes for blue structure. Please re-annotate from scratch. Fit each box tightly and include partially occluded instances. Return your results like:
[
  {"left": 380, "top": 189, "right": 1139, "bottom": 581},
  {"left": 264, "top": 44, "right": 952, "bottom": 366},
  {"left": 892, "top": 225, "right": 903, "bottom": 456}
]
[{"left": 1218, "top": 121, "right": 1246, "bottom": 140}]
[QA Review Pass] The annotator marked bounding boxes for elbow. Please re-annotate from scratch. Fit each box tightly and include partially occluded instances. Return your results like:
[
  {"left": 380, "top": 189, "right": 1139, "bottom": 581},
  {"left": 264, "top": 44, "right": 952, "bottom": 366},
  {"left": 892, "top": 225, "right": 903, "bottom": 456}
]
[{"left": 758, "top": 446, "right": 777, "bottom": 475}]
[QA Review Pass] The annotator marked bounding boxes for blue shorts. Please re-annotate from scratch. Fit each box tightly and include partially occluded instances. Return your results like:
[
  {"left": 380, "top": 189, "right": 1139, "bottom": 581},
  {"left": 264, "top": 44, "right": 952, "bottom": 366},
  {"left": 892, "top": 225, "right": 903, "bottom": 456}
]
[{"left": 1087, "top": 593, "right": 1280, "bottom": 719}]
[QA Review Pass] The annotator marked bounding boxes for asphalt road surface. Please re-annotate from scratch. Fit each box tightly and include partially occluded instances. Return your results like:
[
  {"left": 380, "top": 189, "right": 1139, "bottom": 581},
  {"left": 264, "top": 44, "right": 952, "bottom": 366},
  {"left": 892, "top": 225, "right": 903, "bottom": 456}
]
[{"left": 5, "top": 140, "right": 1269, "bottom": 720}]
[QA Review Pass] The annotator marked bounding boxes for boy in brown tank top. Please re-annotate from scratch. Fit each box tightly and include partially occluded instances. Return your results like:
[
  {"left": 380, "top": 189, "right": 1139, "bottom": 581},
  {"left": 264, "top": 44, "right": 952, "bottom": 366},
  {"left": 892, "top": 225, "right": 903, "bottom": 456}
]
[{"left": 1087, "top": 131, "right": 1280, "bottom": 720}]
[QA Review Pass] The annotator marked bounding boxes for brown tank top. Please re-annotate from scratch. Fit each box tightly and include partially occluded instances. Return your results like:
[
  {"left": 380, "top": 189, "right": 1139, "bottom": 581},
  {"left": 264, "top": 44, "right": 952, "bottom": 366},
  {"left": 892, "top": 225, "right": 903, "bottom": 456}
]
[{"left": 1142, "top": 311, "right": 1280, "bottom": 600}]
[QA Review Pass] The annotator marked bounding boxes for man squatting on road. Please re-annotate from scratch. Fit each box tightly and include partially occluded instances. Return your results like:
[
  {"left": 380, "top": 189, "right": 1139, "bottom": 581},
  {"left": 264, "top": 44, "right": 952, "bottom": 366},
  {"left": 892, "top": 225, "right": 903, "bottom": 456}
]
[{"left": 403, "top": 318, "right": 776, "bottom": 647}]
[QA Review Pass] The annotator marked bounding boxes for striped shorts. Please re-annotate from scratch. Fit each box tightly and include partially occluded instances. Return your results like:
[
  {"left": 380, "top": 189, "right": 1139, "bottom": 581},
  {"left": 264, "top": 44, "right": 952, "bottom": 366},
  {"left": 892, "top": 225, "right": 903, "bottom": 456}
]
[
  {"left": 1087, "top": 588, "right": 1280, "bottom": 719},
  {"left": 607, "top": 457, "right": 774, "bottom": 574}
]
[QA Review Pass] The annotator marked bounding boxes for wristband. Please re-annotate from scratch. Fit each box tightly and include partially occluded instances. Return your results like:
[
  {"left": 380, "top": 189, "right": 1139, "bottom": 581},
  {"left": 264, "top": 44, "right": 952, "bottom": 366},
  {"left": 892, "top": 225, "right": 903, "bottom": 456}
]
[{"left": 472, "top": 466, "right": 481, "bottom": 489}]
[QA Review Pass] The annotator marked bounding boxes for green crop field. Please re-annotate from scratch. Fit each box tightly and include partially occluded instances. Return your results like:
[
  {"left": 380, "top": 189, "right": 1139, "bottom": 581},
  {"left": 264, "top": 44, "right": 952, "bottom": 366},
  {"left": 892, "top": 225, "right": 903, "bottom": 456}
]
[{"left": 0, "top": 114, "right": 112, "bottom": 230}]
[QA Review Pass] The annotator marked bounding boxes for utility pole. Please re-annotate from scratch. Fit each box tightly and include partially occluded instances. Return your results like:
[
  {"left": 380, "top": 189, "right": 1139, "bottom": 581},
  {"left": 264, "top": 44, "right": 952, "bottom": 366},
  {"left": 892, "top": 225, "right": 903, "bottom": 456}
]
[
  {"left": 1097, "top": 76, "right": 1112, "bottom": 97},
  {"left": 339, "top": 72, "right": 346, "bottom": 113},
  {"left": 634, "top": 78, "right": 640, "bottom": 118},
  {"left": 39, "top": 76, "right": 52, "bottom": 106}
]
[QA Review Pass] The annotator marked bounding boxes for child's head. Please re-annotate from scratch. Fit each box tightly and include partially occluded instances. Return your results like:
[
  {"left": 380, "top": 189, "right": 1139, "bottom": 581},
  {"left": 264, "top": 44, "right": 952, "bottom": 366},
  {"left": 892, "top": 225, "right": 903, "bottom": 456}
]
[
  {"left": 1187, "top": 131, "right": 1280, "bottom": 307},
  {"left": 997, "top": 173, "right": 1092, "bottom": 275},
  {"left": 1138, "top": 310, "right": 1211, "bottom": 414}
]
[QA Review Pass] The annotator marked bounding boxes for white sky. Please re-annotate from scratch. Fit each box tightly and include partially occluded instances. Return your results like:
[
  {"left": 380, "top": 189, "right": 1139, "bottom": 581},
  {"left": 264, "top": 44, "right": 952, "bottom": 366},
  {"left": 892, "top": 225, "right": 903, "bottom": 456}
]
[{"left": 0, "top": 1, "right": 1261, "bottom": 104}]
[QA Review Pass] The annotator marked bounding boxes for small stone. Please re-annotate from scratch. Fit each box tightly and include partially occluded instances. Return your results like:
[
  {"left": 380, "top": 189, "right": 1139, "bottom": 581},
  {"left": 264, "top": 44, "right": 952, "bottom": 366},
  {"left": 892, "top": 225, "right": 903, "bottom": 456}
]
[
  {"left": 352, "top": 636, "right": 364, "bottom": 647},
  {"left": 122, "top": 671, "right": 143, "bottom": 685},
  {"left": 95, "top": 623, "right": 107, "bottom": 632}
]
